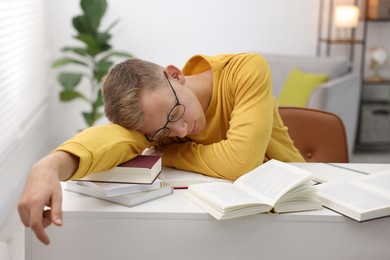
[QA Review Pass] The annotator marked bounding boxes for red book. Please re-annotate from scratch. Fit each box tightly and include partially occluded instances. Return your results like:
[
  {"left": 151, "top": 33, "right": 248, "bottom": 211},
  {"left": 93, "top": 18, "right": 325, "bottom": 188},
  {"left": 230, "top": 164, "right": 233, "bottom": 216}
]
[{"left": 78, "top": 155, "right": 162, "bottom": 184}]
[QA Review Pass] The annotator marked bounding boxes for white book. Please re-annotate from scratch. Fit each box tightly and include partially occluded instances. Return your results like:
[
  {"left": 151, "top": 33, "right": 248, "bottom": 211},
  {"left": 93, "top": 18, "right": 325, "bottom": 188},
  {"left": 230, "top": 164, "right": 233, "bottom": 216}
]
[
  {"left": 159, "top": 167, "right": 232, "bottom": 188},
  {"left": 316, "top": 169, "right": 390, "bottom": 222},
  {"left": 185, "top": 159, "right": 322, "bottom": 220},
  {"left": 70, "top": 179, "right": 163, "bottom": 197},
  {"left": 65, "top": 181, "right": 173, "bottom": 207},
  {"left": 290, "top": 162, "right": 373, "bottom": 183}
]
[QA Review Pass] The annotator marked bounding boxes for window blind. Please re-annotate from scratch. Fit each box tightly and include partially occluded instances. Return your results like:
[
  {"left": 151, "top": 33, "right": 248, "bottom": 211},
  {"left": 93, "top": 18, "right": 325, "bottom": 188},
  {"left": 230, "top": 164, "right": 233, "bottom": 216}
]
[{"left": 0, "top": 0, "right": 48, "bottom": 162}]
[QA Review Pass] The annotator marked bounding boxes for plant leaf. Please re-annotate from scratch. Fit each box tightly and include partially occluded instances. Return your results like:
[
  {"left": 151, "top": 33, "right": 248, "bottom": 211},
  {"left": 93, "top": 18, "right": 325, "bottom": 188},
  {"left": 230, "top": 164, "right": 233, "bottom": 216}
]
[
  {"left": 98, "top": 51, "right": 133, "bottom": 63},
  {"left": 94, "top": 89, "right": 104, "bottom": 109},
  {"left": 72, "top": 15, "right": 93, "bottom": 35},
  {"left": 81, "top": 0, "right": 107, "bottom": 31},
  {"left": 52, "top": 57, "right": 89, "bottom": 68},
  {"left": 82, "top": 111, "right": 103, "bottom": 127},
  {"left": 83, "top": 112, "right": 94, "bottom": 126},
  {"left": 96, "top": 32, "right": 111, "bottom": 45},
  {"left": 96, "top": 59, "right": 113, "bottom": 69},
  {"left": 58, "top": 73, "right": 83, "bottom": 90},
  {"left": 82, "top": 112, "right": 94, "bottom": 127},
  {"left": 54, "top": 0, "right": 131, "bottom": 127},
  {"left": 74, "top": 33, "right": 97, "bottom": 47},
  {"left": 62, "top": 47, "right": 89, "bottom": 57},
  {"left": 94, "top": 60, "right": 113, "bottom": 81},
  {"left": 74, "top": 33, "right": 102, "bottom": 55},
  {"left": 96, "top": 43, "right": 111, "bottom": 54},
  {"left": 96, "top": 59, "right": 113, "bottom": 72},
  {"left": 74, "top": 33, "right": 112, "bottom": 56},
  {"left": 60, "top": 90, "right": 87, "bottom": 102},
  {"left": 104, "top": 18, "right": 119, "bottom": 33},
  {"left": 94, "top": 71, "right": 107, "bottom": 82}
]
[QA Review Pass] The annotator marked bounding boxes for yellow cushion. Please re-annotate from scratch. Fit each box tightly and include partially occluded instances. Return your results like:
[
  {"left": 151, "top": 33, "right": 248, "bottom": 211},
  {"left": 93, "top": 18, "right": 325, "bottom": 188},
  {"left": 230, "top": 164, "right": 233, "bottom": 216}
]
[{"left": 277, "top": 68, "right": 329, "bottom": 107}]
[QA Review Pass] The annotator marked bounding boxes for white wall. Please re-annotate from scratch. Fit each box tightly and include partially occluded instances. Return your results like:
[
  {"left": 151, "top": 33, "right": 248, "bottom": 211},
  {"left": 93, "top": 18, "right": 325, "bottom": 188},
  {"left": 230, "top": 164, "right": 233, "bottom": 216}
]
[
  {"left": 0, "top": 105, "right": 50, "bottom": 260},
  {"left": 47, "top": 0, "right": 320, "bottom": 144},
  {"left": 0, "top": 1, "right": 51, "bottom": 257}
]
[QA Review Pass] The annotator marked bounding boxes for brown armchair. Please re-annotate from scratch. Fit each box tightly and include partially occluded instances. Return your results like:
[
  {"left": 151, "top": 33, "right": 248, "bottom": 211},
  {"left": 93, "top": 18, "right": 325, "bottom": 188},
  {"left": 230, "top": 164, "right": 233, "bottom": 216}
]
[{"left": 279, "top": 106, "right": 349, "bottom": 163}]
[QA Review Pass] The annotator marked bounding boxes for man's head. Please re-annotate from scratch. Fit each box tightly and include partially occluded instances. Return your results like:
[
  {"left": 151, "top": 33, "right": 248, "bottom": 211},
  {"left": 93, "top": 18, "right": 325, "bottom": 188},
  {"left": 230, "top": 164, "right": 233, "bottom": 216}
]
[
  {"left": 103, "top": 58, "right": 207, "bottom": 142},
  {"left": 102, "top": 58, "right": 164, "bottom": 130}
]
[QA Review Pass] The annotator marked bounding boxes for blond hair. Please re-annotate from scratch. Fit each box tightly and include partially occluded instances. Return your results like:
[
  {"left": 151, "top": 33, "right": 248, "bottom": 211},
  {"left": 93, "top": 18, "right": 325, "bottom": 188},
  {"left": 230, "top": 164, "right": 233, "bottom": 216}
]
[{"left": 102, "top": 58, "right": 164, "bottom": 130}]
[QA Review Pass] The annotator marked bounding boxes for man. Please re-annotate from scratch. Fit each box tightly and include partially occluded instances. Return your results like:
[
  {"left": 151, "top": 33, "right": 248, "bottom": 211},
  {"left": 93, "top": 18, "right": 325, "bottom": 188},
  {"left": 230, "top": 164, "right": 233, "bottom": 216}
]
[{"left": 18, "top": 53, "right": 305, "bottom": 245}]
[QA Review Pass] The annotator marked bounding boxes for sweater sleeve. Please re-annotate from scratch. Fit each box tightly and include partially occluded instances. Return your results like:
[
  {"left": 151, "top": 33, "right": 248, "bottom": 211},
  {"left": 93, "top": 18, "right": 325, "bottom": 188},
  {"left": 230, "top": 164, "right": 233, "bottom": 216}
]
[
  {"left": 163, "top": 54, "right": 275, "bottom": 180},
  {"left": 55, "top": 124, "right": 150, "bottom": 180}
]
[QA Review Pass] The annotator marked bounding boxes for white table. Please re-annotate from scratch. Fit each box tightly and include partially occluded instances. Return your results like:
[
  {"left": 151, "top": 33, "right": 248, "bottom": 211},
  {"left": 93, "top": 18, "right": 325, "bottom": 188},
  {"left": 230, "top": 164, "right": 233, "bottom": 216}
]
[{"left": 25, "top": 164, "right": 390, "bottom": 260}]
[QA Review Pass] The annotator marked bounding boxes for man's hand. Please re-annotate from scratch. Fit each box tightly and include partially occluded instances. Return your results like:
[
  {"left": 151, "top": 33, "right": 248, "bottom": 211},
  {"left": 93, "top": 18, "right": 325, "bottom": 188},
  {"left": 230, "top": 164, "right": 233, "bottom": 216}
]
[{"left": 17, "top": 151, "right": 78, "bottom": 245}]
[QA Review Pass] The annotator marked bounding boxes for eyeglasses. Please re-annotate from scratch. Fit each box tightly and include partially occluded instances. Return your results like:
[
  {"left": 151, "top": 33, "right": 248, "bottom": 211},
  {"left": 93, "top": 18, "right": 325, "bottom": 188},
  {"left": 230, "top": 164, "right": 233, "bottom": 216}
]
[{"left": 145, "top": 71, "right": 186, "bottom": 142}]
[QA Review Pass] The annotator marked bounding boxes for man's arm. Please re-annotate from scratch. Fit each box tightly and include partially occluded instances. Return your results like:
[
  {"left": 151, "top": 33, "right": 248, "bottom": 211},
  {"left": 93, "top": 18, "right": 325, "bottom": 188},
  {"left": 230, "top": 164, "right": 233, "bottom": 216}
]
[
  {"left": 17, "top": 151, "right": 79, "bottom": 245},
  {"left": 55, "top": 124, "right": 149, "bottom": 180},
  {"left": 18, "top": 124, "right": 150, "bottom": 245}
]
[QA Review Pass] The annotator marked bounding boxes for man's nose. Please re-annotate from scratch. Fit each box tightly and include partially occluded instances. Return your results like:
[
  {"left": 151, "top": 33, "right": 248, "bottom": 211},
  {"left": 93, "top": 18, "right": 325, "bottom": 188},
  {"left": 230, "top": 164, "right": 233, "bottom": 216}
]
[{"left": 170, "top": 120, "right": 188, "bottom": 138}]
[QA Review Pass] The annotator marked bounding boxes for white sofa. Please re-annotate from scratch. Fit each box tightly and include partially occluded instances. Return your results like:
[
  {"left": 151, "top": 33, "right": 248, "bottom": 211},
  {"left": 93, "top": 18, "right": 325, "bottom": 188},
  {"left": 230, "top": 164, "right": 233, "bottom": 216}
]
[{"left": 262, "top": 54, "right": 361, "bottom": 154}]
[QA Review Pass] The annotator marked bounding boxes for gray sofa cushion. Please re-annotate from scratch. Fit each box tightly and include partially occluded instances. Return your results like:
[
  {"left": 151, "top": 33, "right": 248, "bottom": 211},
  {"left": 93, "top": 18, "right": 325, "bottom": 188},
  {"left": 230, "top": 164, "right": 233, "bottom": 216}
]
[{"left": 262, "top": 54, "right": 351, "bottom": 95}]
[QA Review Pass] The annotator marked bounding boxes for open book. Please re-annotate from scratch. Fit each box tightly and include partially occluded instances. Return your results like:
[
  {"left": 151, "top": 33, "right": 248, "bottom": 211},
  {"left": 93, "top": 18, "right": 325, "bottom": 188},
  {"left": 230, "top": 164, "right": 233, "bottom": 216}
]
[
  {"left": 316, "top": 170, "right": 390, "bottom": 222},
  {"left": 185, "top": 159, "right": 322, "bottom": 220}
]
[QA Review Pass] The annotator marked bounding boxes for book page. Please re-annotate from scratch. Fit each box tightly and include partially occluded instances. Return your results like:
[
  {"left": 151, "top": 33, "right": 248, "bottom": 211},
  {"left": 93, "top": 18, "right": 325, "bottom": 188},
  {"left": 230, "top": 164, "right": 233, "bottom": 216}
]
[
  {"left": 235, "top": 160, "right": 311, "bottom": 205},
  {"left": 188, "top": 183, "right": 264, "bottom": 211},
  {"left": 78, "top": 179, "right": 163, "bottom": 196},
  {"left": 317, "top": 182, "right": 390, "bottom": 212},
  {"left": 291, "top": 163, "right": 371, "bottom": 183},
  {"left": 159, "top": 167, "right": 231, "bottom": 188},
  {"left": 355, "top": 170, "right": 390, "bottom": 199}
]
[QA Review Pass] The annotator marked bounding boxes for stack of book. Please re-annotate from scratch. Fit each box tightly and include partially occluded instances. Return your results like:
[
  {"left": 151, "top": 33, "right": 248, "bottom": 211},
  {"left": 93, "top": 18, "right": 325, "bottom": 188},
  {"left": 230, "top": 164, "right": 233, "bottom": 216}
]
[{"left": 65, "top": 155, "right": 173, "bottom": 207}]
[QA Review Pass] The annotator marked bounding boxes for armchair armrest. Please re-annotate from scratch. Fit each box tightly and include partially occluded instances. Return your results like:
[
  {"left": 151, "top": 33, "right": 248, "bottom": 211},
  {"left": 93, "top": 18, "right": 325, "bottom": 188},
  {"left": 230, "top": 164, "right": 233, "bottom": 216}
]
[{"left": 307, "top": 73, "right": 361, "bottom": 153}]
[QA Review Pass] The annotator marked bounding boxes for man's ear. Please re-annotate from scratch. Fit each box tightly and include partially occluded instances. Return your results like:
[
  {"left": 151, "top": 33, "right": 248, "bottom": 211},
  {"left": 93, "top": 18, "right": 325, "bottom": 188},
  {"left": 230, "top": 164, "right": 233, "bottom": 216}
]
[{"left": 165, "top": 65, "right": 186, "bottom": 84}]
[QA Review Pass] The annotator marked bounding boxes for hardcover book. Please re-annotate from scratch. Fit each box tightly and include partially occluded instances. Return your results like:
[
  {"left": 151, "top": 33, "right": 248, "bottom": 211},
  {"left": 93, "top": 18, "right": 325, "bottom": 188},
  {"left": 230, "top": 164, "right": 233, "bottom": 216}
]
[{"left": 78, "top": 155, "right": 162, "bottom": 184}]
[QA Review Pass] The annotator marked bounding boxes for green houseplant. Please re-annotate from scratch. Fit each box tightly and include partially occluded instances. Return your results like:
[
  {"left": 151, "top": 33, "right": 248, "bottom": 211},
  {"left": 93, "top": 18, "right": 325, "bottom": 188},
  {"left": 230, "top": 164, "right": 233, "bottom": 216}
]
[{"left": 53, "top": 0, "right": 132, "bottom": 127}]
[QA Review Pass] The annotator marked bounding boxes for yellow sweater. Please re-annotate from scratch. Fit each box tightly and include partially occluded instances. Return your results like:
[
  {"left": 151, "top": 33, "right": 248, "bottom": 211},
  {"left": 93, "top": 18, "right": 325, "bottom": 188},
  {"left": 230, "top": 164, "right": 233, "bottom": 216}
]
[{"left": 57, "top": 53, "right": 304, "bottom": 181}]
